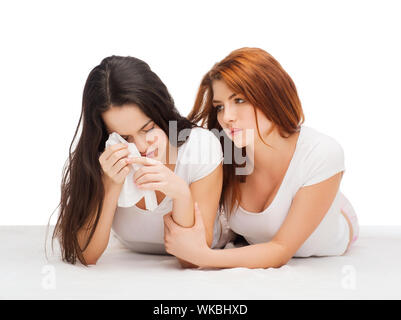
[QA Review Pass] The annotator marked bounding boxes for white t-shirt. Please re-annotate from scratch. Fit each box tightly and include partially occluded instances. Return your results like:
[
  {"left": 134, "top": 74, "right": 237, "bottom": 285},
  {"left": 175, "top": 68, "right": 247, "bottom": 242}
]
[
  {"left": 111, "top": 127, "right": 224, "bottom": 254},
  {"left": 228, "top": 125, "right": 351, "bottom": 257}
]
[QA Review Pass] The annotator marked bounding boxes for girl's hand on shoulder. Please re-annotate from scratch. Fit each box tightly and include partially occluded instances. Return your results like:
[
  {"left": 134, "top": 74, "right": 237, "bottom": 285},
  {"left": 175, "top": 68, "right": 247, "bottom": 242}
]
[{"left": 128, "top": 156, "right": 189, "bottom": 199}]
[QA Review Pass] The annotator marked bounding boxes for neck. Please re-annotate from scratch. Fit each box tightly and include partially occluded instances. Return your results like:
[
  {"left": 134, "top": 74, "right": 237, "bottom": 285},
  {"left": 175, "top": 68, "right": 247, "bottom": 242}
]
[{"left": 245, "top": 127, "right": 299, "bottom": 177}]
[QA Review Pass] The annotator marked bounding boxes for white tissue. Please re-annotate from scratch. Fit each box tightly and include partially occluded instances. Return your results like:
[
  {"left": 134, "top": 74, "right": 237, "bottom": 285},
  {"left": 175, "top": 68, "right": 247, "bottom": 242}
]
[{"left": 105, "top": 132, "right": 158, "bottom": 211}]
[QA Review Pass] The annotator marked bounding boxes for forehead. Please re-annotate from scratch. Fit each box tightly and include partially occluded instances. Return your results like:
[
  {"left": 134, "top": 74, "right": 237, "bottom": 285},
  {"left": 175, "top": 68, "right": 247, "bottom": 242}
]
[
  {"left": 102, "top": 104, "right": 149, "bottom": 134},
  {"left": 211, "top": 80, "right": 232, "bottom": 97},
  {"left": 211, "top": 80, "right": 242, "bottom": 102}
]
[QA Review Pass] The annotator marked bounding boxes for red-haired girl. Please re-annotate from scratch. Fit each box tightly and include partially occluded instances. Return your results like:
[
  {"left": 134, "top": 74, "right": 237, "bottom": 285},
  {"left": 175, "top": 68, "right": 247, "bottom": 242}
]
[{"left": 164, "top": 48, "right": 359, "bottom": 269}]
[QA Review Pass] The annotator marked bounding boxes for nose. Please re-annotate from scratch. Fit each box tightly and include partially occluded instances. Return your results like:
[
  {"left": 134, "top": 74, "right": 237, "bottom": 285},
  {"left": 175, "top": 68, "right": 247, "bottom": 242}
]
[
  {"left": 134, "top": 137, "right": 149, "bottom": 156},
  {"left": 222, "top": 103, "right": 236, "bottom": 125}
]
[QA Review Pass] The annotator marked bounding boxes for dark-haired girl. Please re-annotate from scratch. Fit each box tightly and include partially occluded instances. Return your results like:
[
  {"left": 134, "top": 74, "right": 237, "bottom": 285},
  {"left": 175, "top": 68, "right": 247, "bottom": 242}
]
[{"left": 52, "top": 56, "right": 226, "bottom": 266}]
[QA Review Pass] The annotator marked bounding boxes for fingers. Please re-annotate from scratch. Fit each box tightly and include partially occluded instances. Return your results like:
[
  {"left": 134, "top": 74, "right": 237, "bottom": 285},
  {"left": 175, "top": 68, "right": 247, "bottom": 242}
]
[
  {"left": 133, "top": 165, "right": 160, "bottom": 182},
  {"left": 164, "top": 223, "right": 173, "bottom": 255},
  {"left": 100, "top": 145, "right": 130, "bottom": 174},
  {"left": 115, "top": 164, "right": 132, "bottom": 181},
  {"left": 129, "top": 156, "right": 160, "bottom": 166},
  {"left": 99, "top": 143, "right": 135, "bottom": 186},
  {"left": 163, "top": 212, "right": 174, "bottom": 233},
  {"left": 163, "top": 212, "right": 171, "bottom": 249},
  {"left": 163, "top": 224, "right": 169, "bottom": 249},
  {"left": 194, "top": 202, "right": 204, "bottom": 227},
  {"left": 137, "top": 181, "right": 166, "bottom": 190},
  {"left": 108, "top": 148, "right": 131, "bottom": 167},
  {"left": 110, "top": 157, "right": 132, "bottom": 178},
  {"left": 100, "top": 143, "right": 128, "bottom": 162},
  {"left": 135, "top": 173, "right": 163, "bottom": 186}
]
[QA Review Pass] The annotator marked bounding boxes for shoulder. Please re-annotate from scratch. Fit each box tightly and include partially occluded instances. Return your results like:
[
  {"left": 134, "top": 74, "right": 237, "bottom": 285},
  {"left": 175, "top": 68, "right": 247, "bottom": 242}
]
[
  {"left": 179, "top": 127, "right": 222, "bottom": 158},
  {"left": 298, "top": 126, "right": 345, "bottom": 187},
  {"left": 186, "top": 127, "right": 221, "bottom": 144},
  {"left": 300, "top": 126, "right": 344, "bottom": 159},
  {"left": 177, "top": 127, "right": 223, "bottom": 183}
]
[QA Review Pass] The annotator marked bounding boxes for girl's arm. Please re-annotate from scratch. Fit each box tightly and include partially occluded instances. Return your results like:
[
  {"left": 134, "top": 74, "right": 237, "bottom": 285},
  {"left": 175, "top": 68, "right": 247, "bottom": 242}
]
[
  {"left": 77, "top": 142, "right": 135, "bottom": 266},
  {"left": 131, "top": 157, "right": 223, "bottom": 267},
  {"left": 187, "top": 163, "right": 223, "bottom": 248},
  {"left": 131, "top": 157, "right": 222, "bottom": 232},
  {"left": 171, "top": 163, "right": 223, "bottom": 268},
  {"left": 77, "top": 180, "right": 122, "bottom": 265},
  {"left": 165, "top": 171, "right": 343, "bottom": 269},
  {"left": 171, "top": 185, "right": 194, "bottom": 228},
  {"left": 169, "top": 162, "right": 223, "bottom": 234}
]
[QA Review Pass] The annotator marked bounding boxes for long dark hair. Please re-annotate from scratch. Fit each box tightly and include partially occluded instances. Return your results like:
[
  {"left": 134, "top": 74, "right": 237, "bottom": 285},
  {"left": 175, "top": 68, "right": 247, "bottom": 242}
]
[{"left": 48, "top": 55, "right": 196, "bottom": 266}]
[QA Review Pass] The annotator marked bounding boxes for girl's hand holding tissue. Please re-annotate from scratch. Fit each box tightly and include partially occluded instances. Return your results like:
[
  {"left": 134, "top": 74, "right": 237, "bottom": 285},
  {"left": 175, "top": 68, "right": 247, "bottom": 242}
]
[
  {"left": 128, "top": 156, "right": 190, "bottom": 200},
  {"left": 99, "top": 143, "right": 132, "bottom": 187}
]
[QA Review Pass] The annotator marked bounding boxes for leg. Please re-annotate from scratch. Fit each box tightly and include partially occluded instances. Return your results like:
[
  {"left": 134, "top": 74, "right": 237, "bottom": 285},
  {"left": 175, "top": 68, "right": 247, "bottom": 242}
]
[
  {"left": 340, "top": 208, "right": 354, "bottom": 253},
  {"left": 339, "top": 195, "right": 359, "bottom": 253}
]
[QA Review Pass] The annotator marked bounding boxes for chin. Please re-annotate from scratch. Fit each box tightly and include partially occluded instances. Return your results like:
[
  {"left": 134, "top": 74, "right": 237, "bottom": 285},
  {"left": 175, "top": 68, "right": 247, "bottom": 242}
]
[
  {"left": 233, "top": 140, "right": 246, "bottom": 149},
  {"left": 232, "top": 133, "right": 250, "bottom": 149},
  {"left": 154, "top": 149, "right": 168, "bottom": 164}
]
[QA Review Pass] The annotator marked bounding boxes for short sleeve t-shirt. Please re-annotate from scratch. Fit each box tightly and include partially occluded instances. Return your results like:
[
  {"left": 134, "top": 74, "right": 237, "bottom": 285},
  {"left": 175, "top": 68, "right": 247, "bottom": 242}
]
[
  {"left": 111, "top": 127, "right": 223, "bottom": 254},
  {"left": 228, "top": 125, "right": 351, "bottom": 257}
]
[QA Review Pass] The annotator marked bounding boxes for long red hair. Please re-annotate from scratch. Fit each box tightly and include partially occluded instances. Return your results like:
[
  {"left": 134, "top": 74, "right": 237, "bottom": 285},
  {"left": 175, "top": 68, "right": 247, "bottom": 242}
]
[{"left": 188, "top": 47, "right": 304, "bottom": 216}]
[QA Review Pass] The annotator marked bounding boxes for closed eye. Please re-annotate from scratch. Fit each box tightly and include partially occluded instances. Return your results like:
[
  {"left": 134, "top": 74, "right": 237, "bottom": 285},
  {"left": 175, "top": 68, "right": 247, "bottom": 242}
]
[{"left": 143, "top": 125, "right": 155, "bottom": 133}]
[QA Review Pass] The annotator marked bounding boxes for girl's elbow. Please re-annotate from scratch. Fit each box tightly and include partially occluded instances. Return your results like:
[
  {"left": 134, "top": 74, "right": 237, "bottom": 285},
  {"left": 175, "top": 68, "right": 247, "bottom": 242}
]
[
  {"left": 274, "top": 258, "right": 290, "bottom": 269},
  {"left": 81, "top": 250, "right": 101, "bottom": 266},
  {"left": 178, "top": 258, "right": 198, "bottom": 269},
  {"left": 83, "top": 255, "right": 98, "bottom": 266},
  {"left": 263, "top": 243, "right": 292, "bottom": 269},
  {"left": 262, "top": 260, "right": 287, "bottom": 269},
  {"left": 275, "top": 251, "right": 292, "bottom": 268}
]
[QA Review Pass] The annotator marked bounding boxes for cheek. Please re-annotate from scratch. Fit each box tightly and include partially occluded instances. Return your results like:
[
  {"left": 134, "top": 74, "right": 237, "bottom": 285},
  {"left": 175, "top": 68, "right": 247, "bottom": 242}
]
[
  {"left": 216, "top": 113, "right": 223, "bottom": 126},
  {"left": 146, "top": 128, "right": 166, "bottom": 147},
  {"left": 239, "top": 105, "right": 258, "bottom": 129},
  {"left": 254, "top": 108, "right": 272, "bottom": 129}
]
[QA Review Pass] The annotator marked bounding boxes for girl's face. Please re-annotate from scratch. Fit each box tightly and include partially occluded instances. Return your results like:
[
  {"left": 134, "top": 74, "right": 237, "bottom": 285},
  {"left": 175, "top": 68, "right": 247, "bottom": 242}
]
[
  {"left": 102, "top": 104, "right": 168, "bottom": 162},
  {"left": 212, "top": 80, "right": 273, "bottom": 148}
]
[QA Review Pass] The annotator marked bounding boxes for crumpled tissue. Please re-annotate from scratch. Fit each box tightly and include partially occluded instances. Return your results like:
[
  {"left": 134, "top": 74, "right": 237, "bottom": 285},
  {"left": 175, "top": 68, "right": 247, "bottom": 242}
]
[{"left": 105, "top": 132, "right": 158, "bottom": 211}]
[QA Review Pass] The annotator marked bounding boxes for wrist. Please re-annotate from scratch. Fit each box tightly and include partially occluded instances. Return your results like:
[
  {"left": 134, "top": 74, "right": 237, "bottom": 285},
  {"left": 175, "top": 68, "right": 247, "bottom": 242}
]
[
  {"left": 197, "top": 246, "right": 214, "bottom": 268},
  {"left": 104, "top": 178, "right": 123, "bottom": 195}
]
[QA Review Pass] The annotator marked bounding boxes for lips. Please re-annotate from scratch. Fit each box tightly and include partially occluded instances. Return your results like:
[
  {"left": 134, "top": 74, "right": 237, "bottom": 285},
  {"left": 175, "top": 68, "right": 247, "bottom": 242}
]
[
  {"left": 145, "top": 148, "right": 157, "bottom": 158},
  {"left": 230, "top": 128, "right": 242, "bottom": 136}
]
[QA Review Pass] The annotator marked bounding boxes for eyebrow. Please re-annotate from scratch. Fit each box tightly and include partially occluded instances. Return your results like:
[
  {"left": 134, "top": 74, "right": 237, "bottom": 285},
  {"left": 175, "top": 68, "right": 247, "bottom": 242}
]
[
  {"left": 139, "top": 119, "right": 153, "bottom": 131},
  {"left": 212, "top": 93, "right": 237, "bottom": 104}
]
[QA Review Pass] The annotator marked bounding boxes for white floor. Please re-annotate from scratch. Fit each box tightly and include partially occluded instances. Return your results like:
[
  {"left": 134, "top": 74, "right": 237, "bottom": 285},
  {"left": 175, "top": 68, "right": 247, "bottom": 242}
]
[{"left": 0, "top": 225, "right": 400, "bottom": 299}]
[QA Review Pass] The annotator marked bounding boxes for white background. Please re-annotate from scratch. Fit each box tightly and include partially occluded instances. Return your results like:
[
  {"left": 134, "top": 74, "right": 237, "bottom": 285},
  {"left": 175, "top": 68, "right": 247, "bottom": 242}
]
[{"left": 0, "top": 0, "right": 400, "bottom": 226}]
